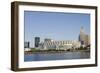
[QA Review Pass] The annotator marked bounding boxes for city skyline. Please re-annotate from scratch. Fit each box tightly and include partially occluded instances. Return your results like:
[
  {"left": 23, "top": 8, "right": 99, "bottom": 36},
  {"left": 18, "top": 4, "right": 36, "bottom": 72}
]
[{"left": 24, "top": 11, "right": 90, "bottom": 48}]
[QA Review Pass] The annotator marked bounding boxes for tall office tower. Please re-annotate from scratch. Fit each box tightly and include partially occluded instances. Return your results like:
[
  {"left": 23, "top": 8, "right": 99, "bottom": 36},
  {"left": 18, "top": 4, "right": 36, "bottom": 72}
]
[
  {"left": 35, "top": 37, "right": 40, "bottom": 47},
  {"left": 79, "top": 26, "right": 90, "bottom": 46},
  {"left": 79, "top": 27, "right": 86, "bottom": 45},
  {"left": 24, "top": 42, "right": 30, "bottom": 48}
]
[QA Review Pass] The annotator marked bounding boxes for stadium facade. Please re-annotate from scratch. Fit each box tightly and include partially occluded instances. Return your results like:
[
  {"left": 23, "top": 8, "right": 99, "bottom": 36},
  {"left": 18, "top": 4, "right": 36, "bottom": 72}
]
[{"left": 37, "top": 39, "right": 81, "bottom": 50}]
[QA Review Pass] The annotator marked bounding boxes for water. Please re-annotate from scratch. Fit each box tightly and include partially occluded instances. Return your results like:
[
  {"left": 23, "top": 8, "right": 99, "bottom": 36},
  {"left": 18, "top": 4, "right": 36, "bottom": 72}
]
[{"left": 24, "top": 51, "right": 90, "bottom": 61}]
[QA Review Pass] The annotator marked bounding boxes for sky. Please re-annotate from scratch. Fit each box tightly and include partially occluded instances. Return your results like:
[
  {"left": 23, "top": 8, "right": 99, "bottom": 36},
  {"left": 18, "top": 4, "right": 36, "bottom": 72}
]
[{"left": 24, "top": 11, "right": 90, "bottom": 48}]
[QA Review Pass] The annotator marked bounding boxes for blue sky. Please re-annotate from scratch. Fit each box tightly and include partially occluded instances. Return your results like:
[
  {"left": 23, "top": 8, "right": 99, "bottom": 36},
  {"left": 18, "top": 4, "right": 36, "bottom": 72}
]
[{"left": 24, "top": 11, "right": 90, "bottom": 48}]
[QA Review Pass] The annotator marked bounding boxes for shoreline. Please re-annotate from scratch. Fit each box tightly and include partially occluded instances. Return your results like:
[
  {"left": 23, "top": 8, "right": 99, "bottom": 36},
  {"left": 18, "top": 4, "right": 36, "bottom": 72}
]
[{"left": 24, "top": 50, "right": 90, "bottom": 55}]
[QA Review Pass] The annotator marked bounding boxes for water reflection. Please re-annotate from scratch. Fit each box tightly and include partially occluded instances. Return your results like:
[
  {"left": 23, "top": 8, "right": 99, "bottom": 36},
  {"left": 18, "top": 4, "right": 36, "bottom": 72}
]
[{"left": 24, "top": 51, "right": 90, "bottom": 61}]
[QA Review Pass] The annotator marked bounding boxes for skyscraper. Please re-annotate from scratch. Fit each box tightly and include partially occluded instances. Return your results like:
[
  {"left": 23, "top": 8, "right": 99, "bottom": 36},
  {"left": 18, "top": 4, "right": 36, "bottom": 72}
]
[
  {"left": 79, "top": 27, "right": 85, "bottom": 45},
  {"left": 24, "top": 42, "right": 30, "bottom": 48},
  {"left": 35, "top": 37, "right": 40, "bottom": 47},
  {"left": 79, "top": 26, "right": 90, "bottom": 46}
]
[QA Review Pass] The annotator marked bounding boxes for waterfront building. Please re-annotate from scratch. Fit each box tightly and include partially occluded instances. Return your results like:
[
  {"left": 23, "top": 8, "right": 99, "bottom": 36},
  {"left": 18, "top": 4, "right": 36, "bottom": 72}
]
[
  {"left": 79, "top": 27, "right": 90, "bottom": 47},
  {"left": 37, "top": 39, "right": 81, "bottom": 50},
  {"left": 24, "top": 42, "right": 31, "bottom": 51},
  {"left": 24, "top": 42, "right": 30, "bottom": 48},
  {"left": 35, "top": 37, "right": 40, "bottom": 47}
]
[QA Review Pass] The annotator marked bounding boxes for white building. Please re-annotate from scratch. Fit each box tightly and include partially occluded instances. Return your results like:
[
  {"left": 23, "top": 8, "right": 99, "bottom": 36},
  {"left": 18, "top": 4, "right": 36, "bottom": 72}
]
[{"left": 37, "top": 39, "right": 81, "bottom": 50}]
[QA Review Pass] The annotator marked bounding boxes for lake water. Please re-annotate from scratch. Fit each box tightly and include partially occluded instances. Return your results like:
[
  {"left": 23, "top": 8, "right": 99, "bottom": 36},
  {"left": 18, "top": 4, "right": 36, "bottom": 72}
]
[{"left": 24, "top": 51, "right": 90, "bottom": 61}]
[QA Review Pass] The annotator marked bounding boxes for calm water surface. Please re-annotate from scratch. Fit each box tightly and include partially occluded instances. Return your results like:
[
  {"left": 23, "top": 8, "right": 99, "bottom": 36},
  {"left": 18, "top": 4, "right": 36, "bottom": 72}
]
[{"left": 24, "top": 51, "right": 90, "bottom": 61}]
